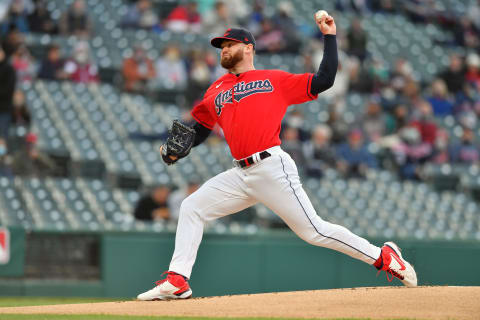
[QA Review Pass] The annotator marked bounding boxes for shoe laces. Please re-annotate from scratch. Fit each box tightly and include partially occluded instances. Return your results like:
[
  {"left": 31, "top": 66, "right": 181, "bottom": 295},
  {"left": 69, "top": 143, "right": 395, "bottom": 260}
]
[
  {"left": 154, "top": 271, "right": 178, "bottom": 286},
  {"left": 377, "top": 267, "right": 404, "bottom": 282}
]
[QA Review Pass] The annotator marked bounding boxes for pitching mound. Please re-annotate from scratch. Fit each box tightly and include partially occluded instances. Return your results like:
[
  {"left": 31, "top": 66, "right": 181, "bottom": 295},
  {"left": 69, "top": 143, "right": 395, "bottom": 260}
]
[{"left": 1, "top": 286, "right": 479, "bottom": 319}]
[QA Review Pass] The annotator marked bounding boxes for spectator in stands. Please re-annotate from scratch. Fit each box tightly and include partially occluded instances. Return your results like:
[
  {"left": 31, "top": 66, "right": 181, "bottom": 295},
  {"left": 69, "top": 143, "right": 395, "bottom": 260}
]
[
  {"left": 27, "top": 0, "right": 57, "bottom": 34},
  {"left": 272, "top": 1, "right": 301, "bottom": 54},
  {"left": 1, "top": 25, "right": 25, "bottom": 58},
  {"left": 336, "top": 129, "right": 378, "bottom": 178},
  {"left": 361, "top": 98, "right": 386, "bottom": 142},
  {"left": 1, "top": 0, "right": 33, "bottom": 34},
  {"left": 438, "top": 54, "right": 465, "bottom": 94},
  {"left": 204, "top": 49, "right": 225, "bottom": 82},
  {"left": 255, "top": 18, "right": 286, "bottom": 54},
  {"left": 431, "top": 129, "right": 450, "bottom": 164},
  {"left": 346, "top": 18, "right": 367, "bottom": 62},
  {"left": 121, "top": 0, "right": 158, "bottom": 30},
  {"left": 11, "top": 89, "right": 31, "bottom": 129},
  {"left": 122, "top": 45, "right": 155, "bottom": 93},
  {"left": 165, "top": 1, "right": 202, "bottom": 34},
  {"left": 303, "top": 124, "right": 336, "bottom": 178},
  {"left": 449, "top": 128, "right": 479, "bottom": 164},
  {"left": 327, "top": 104, "right": 349, "bottom": 144},
  {"left": 426, "top": 79, "right": 454, "bottom": 116},
  {"left": 0, "top": 47, "right": 16, "bottom": 139},
  {"left": 245, "top": 0, "right": 266, "bottom": 37},
  {"left": 0, "top": 138, "right": 13, "bottom": 177},
  {"left": 453, "top": 16, "right": 479, "bottom": 50},
  {"left": 59, "top": 0, "right": 93, "bottom": 38},
  {"left": 168, "top": 179, "right": 200, "bottom": 221},
  {"left": 457, "top": 109, "right": 478, "bottom": 132},
  {"left": 281, "top": 125, "right": 306, "bottom": 168},
  {"left": 134, "top": 185, "right": 171, "bottom": 221},
  {"left": 63, "top": 41, "right": 99, "bottom": 83},
  {"left": 465, "top": 53, "right": 480, "bottom": 89},
  {"left": 37, "top": 44, "right": 67, "bottom": 80},
  {"left": 202, "top": 1, "right": 237, "bottom": 36},
  {"left": 11, "top": 133, "right": 57, "bottom": 177},
  {"left": 368, "top": 57, "right": 390, "bottom": 90},
  {"left": 390, "top": 58, "right": 414, "bottom": 91},
  {"left": 385, "top": 104, "right": 409, "bottom": 134},
  {"left": 348, "top": 57, "right": 374, "bottom": 93},
  {"left": 284, "top": 110, "right": 309, "bottom": 142},
  {"left": 392, "top": 126, "right": 431, "bottom": 180},
  {"left": 11, "top": 44, "right": 36, "bottom": 83},
  {"left": 401, "top": 79, "right": 423, "bottom": 110},
  {"left": 410, "top": 100, "right": 437, "bottom": 145},
  {"left": 154, "top": 44, "right": 187, "bottom": 90},
  {"left": 185, "top": 48, "right": 211, "bottom": 106}
]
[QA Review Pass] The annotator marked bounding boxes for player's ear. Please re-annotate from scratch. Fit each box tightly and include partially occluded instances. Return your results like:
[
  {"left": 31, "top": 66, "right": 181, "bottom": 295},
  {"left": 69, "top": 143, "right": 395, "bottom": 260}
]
[{"left": 246, "top": 44, "right": 254, "bottom": 55}]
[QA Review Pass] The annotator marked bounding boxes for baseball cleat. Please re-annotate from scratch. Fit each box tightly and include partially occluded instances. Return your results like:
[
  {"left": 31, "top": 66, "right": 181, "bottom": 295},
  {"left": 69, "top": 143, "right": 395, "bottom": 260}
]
[
  {"left": 137, "top": 271, "right": 193, "bottom": 301},
  {"left": 376, "top": 241, "right": 418, "bottom": 287}
]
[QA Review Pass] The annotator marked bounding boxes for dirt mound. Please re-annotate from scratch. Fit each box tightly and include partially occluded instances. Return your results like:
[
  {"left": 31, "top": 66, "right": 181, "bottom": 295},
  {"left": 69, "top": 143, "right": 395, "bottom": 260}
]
[{"left": 1, "top": 286, "right": 479, "bottom": 319}]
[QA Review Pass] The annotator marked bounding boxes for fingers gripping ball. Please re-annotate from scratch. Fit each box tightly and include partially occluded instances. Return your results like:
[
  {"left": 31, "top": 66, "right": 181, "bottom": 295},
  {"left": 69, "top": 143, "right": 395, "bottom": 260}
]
[
  {"left": 315, "top": 10, "right": 328, "bottom": 23},
  {"left": 161, "top": 120, "right": 196, "bottom": 165}
]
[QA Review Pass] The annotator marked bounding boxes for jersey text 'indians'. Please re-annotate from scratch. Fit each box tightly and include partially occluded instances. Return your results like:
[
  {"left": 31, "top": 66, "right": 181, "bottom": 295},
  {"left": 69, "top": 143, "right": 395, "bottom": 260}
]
[{"left": 214, "top": 79, "right": 274, "bottom": 115}]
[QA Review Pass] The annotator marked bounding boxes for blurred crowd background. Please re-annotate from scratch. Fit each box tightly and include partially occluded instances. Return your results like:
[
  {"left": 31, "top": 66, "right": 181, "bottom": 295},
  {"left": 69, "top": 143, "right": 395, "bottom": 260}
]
[{"left": 0, "top": 0, "right": 479, "bottom": 237}]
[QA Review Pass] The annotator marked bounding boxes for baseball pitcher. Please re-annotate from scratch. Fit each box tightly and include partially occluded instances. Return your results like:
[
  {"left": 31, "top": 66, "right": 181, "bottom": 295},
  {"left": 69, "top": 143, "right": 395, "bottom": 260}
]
[{"left": 138, "top": 13, "right": 417, "bottom": 301}]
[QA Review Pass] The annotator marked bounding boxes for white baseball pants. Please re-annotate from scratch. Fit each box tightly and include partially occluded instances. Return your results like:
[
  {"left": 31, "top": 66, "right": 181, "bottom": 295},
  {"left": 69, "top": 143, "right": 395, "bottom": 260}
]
[{"left": 169, "top": 146, "right": 381, "bottom": 278}]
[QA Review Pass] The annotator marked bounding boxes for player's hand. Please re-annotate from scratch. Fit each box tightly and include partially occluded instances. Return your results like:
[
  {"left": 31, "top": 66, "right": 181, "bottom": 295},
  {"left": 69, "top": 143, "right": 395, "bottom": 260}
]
[
  {"left": 159, "top": 145, "right": 178, "bottom": 161},
  {"left": 316, "top": 15, "right": 336, "bottom": 35}
]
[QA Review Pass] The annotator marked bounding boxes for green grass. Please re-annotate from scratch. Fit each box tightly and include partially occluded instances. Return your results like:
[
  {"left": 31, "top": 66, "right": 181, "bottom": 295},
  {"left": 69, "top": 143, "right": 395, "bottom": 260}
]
[{"left": 0, "top": 297, "right": 121, "bottom": 308}]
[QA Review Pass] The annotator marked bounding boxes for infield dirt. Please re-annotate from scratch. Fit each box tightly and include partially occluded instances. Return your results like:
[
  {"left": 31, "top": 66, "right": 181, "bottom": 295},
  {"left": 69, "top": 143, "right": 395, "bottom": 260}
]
[{"left": 0, "top": 286, "right": 478, "bottom": 319}]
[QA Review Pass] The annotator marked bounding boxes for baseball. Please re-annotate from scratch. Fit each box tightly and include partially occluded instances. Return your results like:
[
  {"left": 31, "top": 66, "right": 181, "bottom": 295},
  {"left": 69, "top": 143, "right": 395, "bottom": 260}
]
[{"left": 315, "top": 10, "right": 329, "bottom": 22}]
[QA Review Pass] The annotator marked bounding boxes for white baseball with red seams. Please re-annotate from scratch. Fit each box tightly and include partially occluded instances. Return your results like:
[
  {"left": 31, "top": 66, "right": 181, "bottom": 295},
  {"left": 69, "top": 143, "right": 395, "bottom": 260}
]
[{"left": 315, "top": 10, "right": 329, "bottom": 22}]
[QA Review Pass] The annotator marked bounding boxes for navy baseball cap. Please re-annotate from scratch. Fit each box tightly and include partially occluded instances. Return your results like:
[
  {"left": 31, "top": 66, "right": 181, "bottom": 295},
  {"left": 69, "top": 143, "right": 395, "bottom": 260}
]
[{"left": 211, "top": 28, "right": 256, "bottom": 49}]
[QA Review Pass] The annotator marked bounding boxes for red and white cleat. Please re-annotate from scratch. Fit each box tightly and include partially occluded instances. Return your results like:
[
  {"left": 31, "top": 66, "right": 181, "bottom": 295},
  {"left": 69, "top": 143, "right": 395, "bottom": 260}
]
[
  {"left": 376, "top": 242, "right": 418, "bottom": 287},
  {"left": 137, "top": 271, "right": 193, "bottom": 300}
]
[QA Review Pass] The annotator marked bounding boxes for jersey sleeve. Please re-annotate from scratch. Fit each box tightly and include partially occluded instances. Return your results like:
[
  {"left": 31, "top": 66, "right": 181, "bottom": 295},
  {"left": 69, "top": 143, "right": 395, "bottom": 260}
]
[
  {"left": 276, "top": 71, "right": 319, "bottom": 105},
  {"left": 191, "top": 100, "right": 216, "bottom": 130}
]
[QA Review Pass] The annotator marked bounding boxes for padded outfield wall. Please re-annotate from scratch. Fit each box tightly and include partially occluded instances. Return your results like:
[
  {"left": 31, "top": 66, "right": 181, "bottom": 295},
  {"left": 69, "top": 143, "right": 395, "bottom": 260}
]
[{"left": 0, "top": 227, "right": 479, "bottom": 297}]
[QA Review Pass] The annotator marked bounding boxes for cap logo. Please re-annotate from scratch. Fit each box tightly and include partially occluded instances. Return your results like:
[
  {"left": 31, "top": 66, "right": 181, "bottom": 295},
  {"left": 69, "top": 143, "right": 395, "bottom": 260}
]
[{"left": 244, "top": 37, "right": 249, "bottom": 42}]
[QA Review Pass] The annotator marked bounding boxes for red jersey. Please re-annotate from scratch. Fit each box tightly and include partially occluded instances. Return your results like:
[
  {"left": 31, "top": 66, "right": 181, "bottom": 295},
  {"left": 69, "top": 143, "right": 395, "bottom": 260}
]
[{"left": 191, "top": 70, "right": 318, "bottom": 159}]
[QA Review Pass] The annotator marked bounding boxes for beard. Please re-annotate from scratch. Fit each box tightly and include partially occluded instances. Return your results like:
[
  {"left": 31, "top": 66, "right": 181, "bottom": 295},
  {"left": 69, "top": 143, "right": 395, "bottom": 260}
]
[{"left": 221, "top": 49, "right": 244, "bottom": 69}]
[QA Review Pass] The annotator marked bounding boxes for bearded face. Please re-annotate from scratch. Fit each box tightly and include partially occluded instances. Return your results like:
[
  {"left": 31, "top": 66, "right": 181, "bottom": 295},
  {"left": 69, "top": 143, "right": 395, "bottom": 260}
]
[{"left": 220, "top": 43, "right": 244, "bottom": 69}]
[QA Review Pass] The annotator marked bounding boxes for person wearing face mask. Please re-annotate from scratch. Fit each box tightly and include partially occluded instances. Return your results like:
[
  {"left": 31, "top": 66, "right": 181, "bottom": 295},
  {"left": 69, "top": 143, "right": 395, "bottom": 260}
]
[
  {"left": 154, "top": 45, "right": 188, "bottom": 92},
  {"left": 0, "top": 47, "right": 17, "bottom": 140},
  {"left": 63, "top": 41, "right": 99, "bottom": 83},
  {"left": 123, "top": 45, "right": 156, "bottom": 93}
]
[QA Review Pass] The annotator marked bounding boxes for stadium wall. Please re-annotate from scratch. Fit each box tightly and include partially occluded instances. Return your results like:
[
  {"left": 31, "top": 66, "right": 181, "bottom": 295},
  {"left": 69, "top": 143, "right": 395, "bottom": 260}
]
[{"left": 1, "top": 228, "right": 479, "bottom": 297}]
